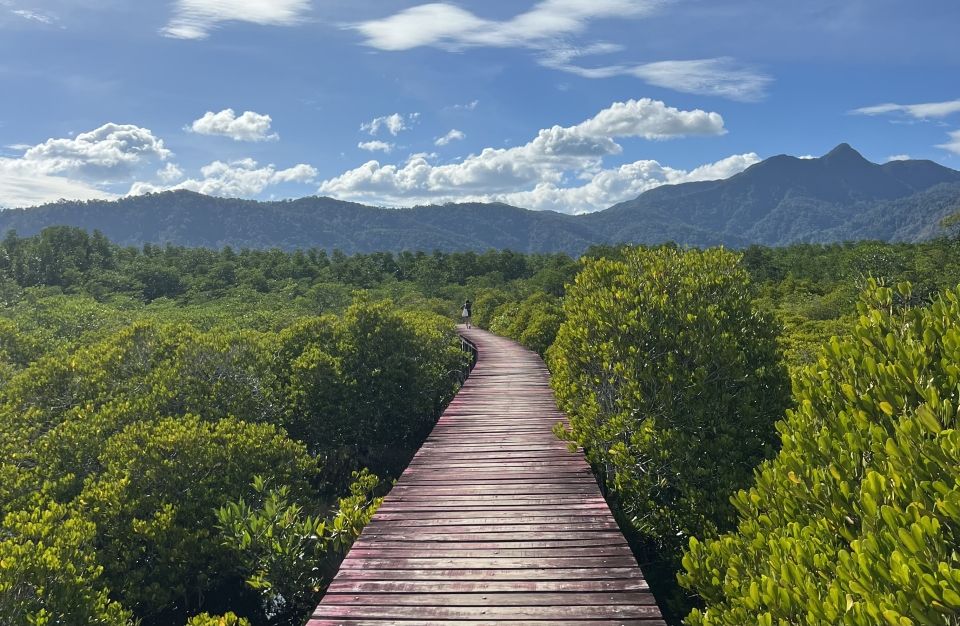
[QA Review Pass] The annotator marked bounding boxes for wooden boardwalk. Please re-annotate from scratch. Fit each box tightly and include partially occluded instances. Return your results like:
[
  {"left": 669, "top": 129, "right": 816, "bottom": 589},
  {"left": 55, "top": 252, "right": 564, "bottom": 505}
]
[{"left": 309, "top": 327, "right": 664, "bottom": 625}]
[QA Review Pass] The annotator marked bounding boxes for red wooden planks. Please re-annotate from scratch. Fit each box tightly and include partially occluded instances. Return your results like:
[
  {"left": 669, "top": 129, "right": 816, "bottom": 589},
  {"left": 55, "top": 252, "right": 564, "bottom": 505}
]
[{"left": 309, "top": 327, "right": 664, "bottom": 625}]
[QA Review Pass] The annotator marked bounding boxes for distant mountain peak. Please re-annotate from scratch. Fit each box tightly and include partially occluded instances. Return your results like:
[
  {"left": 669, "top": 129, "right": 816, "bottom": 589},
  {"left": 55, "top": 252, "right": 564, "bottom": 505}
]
[
  {"left": 596, "top": 143, "right": 960, "bottom": 248},
  {"left": 822, "top": 142, "right": 868, "bottom": 162}
]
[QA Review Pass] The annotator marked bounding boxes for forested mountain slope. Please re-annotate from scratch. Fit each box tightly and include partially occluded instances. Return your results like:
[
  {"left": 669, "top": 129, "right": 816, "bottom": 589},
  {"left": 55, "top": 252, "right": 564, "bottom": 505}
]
[
  {"left": 586, "top": 144, "right": 960, "bottom": 246},
  {"left": 1, "top": 144, "right": 958, "bottom": 253},
  {"left": 0, "top": 193, "right": 596, "bottom": 255}
]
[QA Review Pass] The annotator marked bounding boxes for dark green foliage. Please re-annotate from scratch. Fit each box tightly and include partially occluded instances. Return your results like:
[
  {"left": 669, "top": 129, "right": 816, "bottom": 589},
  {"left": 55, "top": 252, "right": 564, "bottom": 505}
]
[
  {"left": 216, "top": 471, "right": 382, "bottom": 623},
  {"left": 0, "top": 227, "right": 577, "bottom": 316},
  {"left": 276, "top": 300, "right": 466, "bottom": 484},
  {"left": 942, "top": 209, "right": 960, "bottom": 239},
  {"left": 79, "top": 415, "right": 317, "bottom": 621},
  {"left": 680, "top": 281, "right": 960, "bottom": 625},
  {"left": 549, "top": 247, "right": 790, "bottom": 549},
  {"left": 0, "top": 193, "right": 600, "bottom": 255},
  {"left": 0, "top": 226, "right": 114, "bottom": 289},
  {"left": 741, "top": 238, "right": 960, "bottom": 373}
]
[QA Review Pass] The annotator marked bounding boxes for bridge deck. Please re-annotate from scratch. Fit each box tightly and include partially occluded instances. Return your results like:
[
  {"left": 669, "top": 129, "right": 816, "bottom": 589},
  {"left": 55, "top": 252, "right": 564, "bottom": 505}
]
[{"left": 309, "top": 327, "right": 664, "bottom": 625}]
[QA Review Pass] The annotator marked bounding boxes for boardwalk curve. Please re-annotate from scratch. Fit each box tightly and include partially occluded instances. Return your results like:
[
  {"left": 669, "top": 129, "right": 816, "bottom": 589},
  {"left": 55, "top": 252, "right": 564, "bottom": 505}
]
[{"left": 309, "top": 327, "right": 664, "bottom": 625}]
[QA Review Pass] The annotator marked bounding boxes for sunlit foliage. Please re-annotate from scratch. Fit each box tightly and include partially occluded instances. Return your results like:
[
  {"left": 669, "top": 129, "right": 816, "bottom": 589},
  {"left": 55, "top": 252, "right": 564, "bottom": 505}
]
[{"left": 680, "top": 281, "right": 960, "bottom": 625}]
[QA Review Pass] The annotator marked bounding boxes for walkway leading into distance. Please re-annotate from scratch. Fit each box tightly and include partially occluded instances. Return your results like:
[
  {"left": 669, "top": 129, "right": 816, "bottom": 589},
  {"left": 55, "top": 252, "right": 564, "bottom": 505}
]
[{"left": 309, "top": 326, "right": 665, "bottom": 625}]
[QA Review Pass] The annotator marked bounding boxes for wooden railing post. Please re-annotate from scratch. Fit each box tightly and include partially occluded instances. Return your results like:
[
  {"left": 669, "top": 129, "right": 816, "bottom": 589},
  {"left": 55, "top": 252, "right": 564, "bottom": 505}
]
[{"left": 459, "top": 335, "right": 478, "bottom": 380}]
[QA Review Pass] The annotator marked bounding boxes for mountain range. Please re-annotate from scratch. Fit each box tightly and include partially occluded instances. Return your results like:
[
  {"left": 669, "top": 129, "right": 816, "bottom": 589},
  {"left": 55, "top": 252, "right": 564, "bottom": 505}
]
[{"left": 2, "top": 144, "right": 959, "bottom": 255}]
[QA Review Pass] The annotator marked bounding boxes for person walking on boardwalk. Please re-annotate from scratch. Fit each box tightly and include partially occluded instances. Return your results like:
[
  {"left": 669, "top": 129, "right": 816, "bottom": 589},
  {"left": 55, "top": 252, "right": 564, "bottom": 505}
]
[{"left": 461, "top": 299, "right": 472, "bottom": 328}]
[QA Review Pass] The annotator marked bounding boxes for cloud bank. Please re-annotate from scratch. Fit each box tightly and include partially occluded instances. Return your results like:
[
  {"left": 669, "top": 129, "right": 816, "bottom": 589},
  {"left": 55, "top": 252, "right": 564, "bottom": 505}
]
[
  {"left": 0, "top": 101, "right": 753, "bottom": 213},
  {"left": 0, "top": 122, "right": 315, "bottom": 207},
  {"left": 319, "top": 98, "right": 742, "bottom": 213},
  {"left": 131, "top": 158, "right": 317, "bottom": 197},
  {"left": 0, "top": 122, "right": 173, "bottom": 207},
  {"left": 0, "top": 159, "right": 117, "bottom": 208},
  {"left": 498, "top": 152, "right": 760, "bottom": 213}
]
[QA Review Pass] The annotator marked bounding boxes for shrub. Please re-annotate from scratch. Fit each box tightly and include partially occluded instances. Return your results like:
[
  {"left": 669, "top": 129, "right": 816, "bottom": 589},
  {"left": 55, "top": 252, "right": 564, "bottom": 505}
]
[
  {"left": 276, "top": 300, "right": 465, "bottom": 483},
  {"left": 680, "top": 281, "right": 960, "bottom": 625},
  {"left": 80, "top": 415, "right": 317, "bottom": 621},
  {"left": 216, "top": 470, "right": 382, "bottom": 625},
  {"left": 185, "top": 613, "right": 250, "bottom": 626},
  {"left": 0, "top": 499, "right": 132, "bottom": 626},
  {"left": 489, "top": 292, "right": 563, "bottom": 356},
  {"left": 469, "top": 288, "right": 510, "bottom": 329},
  {"left": 549, "top": 246, "right": 789, "bottom": 550}
]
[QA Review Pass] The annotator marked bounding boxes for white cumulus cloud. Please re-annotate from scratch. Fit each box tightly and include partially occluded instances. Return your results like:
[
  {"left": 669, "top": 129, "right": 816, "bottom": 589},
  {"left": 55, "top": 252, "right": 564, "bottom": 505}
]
[
  {"left": 163, "top": 0, "right": 311, "bottom": 40},
  {"left": 358, "top": 140, "right": 395, "bottom": 153},
  {"left": 0, "top": 124, "right": 320, "bottom": 206},
  {"left": 361, "top": 113, "right": 418, "bottom": 136},
  {"left": 17, "top": 123, "right": 171, "bottom": 181},
  {"left": 0, "top": 123, "right": 171, "bottom": 207},
  {"left": 131, "top": 158, "right": 318, "bottom": 197},
  {"left": 498, "top": 152, "right": 761, "bottom": 214},
  {"left": 157, "top": 162, "right": 185, "bottom": 183},
  {"left": 189, "top": 109, "right": 278, "bottom": 142},
  {"left": 319, "top": 98, "right": 730, "bottom": 213},
  {"left": 574, "top": 98, "right": 725, "bottom": 140},
  {"left": 435, "top": 129, "right": 465, "bottom": 146},
  {"left": 886, "top": 154, "right": 911, "bottom": 162}
]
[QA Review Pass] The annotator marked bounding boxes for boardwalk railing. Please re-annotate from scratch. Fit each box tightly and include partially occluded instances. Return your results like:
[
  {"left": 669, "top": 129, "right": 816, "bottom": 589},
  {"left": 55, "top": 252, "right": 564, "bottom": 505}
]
[
  {"left": 309, "top": 326, "right": 665, "bottom": 625},
  {"left": 456, "top": 334, "right": 478, "bottom": 383}
]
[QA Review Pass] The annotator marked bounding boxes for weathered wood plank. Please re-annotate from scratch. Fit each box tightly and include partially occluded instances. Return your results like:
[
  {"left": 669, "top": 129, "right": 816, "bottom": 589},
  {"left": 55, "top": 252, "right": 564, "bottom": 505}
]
[
  {"left": 311, "top": 327, "right": 663, "bottom": 623},
  {"left": 318, "top": 592, "right": 657, "bottom": 606},
  {"left": 313, "top": 605, "right": 663, "bottom": 619},
  {"left": 306, "top": 617, "right": 666, "bottom": 626},
  {"left": 324, "top": 579, "right": 650, "bottom": 594},
  {"left": 353, "top": 534, "right": 629, "bottom": 550},
  {"left": 349, "top": 544, "right": 632, "bottom": 555}
]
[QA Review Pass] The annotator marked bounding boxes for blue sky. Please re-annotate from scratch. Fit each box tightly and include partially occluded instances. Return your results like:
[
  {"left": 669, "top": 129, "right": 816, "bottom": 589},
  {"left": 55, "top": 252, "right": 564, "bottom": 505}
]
[{"left": 1, "top": 0, "right": 958, "bottom": 213}]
